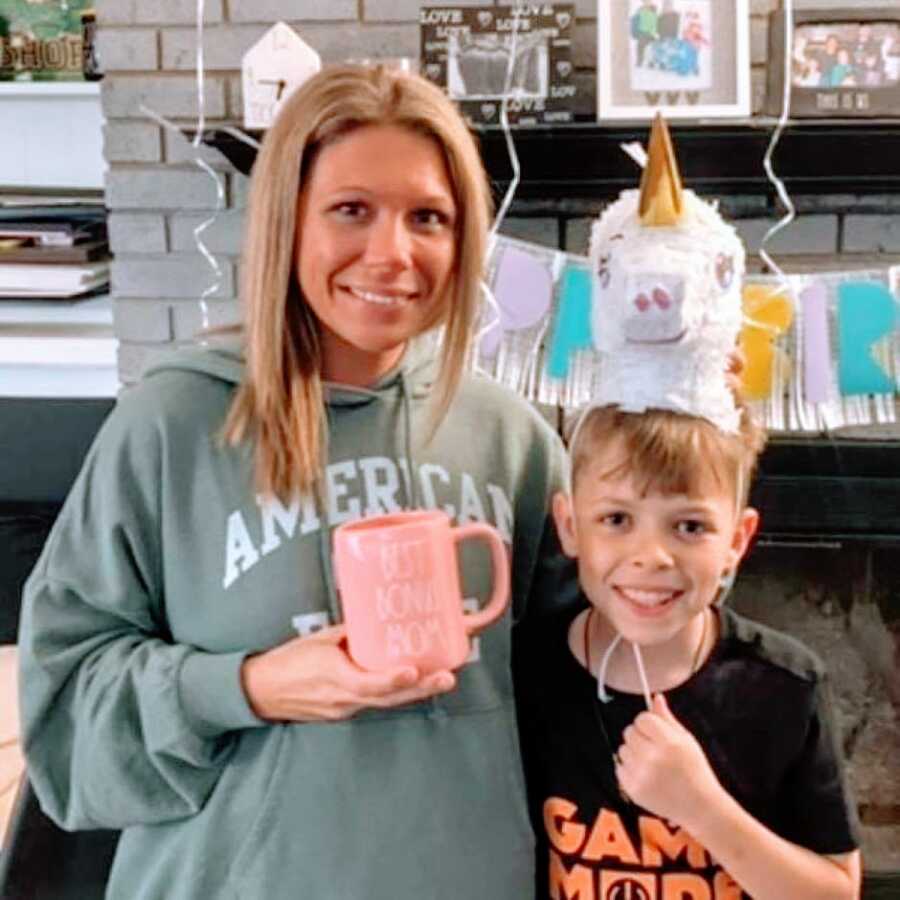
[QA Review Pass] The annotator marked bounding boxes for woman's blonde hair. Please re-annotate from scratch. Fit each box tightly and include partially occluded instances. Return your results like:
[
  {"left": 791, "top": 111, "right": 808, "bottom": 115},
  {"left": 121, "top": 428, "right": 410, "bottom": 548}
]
[
  {"left": 222, "top": 65, "right": 493, "bottom": 500},
  {"left": 567, "top": 403, "right": 766, "bottom": 509}
]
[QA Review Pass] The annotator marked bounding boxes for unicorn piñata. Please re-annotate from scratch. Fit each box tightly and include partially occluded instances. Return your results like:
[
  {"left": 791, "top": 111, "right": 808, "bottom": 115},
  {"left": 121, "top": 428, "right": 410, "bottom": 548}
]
[{"left": 590, "top": 114, "right": 745, "bottom": 433}]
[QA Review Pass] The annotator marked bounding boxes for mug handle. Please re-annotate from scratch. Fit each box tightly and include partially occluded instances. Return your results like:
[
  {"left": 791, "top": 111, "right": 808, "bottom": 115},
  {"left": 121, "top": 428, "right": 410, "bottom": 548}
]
[{"left": 452, "top": 522, "right": 510, "bottom": 634}]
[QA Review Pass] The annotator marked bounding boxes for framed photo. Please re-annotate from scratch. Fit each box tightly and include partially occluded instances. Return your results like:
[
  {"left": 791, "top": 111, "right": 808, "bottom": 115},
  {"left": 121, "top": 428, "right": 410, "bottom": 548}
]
[
  {"left": 0, "top": 0, "right": 95, "bottom": 81},
  {"left": 766, "top": 8, "right": 900, "bottom": 118},
  {"left": 420, "top": 5, "right": 576, "bottom": 127},
  {"left": 597, "top": 0, "right": 751, "bottom": 120}
]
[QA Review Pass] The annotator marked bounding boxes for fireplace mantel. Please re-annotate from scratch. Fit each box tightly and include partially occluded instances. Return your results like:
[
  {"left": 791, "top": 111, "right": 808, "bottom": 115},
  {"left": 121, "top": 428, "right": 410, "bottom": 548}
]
[{"left": 200, "top": 120, "right": 900, "bottom": 199}]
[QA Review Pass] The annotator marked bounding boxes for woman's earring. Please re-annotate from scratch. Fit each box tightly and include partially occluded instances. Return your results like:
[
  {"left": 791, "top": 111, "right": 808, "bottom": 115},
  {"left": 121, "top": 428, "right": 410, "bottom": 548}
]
[{"left": 714, "top": 570, "right": 736, "bottom": 607}]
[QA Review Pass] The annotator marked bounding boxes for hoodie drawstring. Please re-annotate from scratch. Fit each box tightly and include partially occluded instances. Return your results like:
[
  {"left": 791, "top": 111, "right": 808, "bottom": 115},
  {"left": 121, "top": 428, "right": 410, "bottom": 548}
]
[{"left": 316, "top": 368, "right": 422, "bottom": 628}]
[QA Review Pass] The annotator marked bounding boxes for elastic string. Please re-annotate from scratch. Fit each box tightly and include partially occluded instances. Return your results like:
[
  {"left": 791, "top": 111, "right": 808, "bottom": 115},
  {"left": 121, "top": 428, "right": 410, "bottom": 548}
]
[
  {"left": 399, "top": 372, "right": 420, "bottom": 509},
  {"left": 595, "top": 632, "right": 623, "bottom": 703},
  {"left": 631, "top": 643, "right": 653, "bottom": 710}
]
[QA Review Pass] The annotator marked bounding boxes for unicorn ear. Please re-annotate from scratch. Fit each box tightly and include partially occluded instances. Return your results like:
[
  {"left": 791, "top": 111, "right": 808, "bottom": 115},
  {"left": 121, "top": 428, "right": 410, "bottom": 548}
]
[{"left": 639, "top": 112, "right": 685, "bottom": 227}]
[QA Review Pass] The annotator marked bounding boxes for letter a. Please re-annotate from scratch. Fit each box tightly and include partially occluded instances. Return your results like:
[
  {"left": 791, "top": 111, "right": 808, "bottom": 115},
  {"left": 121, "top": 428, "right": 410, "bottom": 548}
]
[
  {"left": 223, "top": 511, "right": 260, "bottom": 589},
  {"left": 582, "top": 809, "right": 640, "bottom": 864}
]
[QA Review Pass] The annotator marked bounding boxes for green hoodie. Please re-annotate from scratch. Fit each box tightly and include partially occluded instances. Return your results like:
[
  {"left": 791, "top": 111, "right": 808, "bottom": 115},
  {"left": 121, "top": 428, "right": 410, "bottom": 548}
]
[{"left": 19, "top": 338, "right": 575, "bottom": 900}]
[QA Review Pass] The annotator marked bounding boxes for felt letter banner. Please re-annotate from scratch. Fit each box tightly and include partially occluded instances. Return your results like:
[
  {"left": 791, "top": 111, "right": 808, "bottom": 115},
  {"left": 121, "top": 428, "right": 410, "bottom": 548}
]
[
  {"left": 547, "top": 264, "right": 593, "bottom": 379},
  {"left": 480, "top": 244, "right": 553, "bottom": 358},
  {"left": 837, "top": 281, "right": 897, "bottom": 396},
  {"left": 799, "top": 281, "right": 832, "bottom": 405},
  {"left": 739, "top": 284, "right": 794, "bottom": 401}
]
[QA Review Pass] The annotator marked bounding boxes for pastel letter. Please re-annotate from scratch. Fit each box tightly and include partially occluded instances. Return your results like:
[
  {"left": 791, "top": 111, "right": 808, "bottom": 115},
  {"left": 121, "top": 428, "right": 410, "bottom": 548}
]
[{"left": 837, "top": 281, "right": 896, "bottom": 396}]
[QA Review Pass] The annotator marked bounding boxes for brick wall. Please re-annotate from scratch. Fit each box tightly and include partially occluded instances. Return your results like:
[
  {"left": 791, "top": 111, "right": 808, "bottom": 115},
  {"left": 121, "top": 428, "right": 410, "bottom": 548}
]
[{"left": 95, "top": 0, "right": 900, "bottom": 380}]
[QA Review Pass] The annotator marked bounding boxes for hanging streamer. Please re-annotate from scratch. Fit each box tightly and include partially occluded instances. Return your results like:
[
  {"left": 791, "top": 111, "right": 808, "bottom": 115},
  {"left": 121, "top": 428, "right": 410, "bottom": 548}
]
[
  {"left": 188, "top": 0, "right": 225, "bottom": 332},
  {"left": 139, "top": 0, "right": 226, "bottom": 339},
  {"left": 758, "top": 0, "right": 796, "bottom": 284}
]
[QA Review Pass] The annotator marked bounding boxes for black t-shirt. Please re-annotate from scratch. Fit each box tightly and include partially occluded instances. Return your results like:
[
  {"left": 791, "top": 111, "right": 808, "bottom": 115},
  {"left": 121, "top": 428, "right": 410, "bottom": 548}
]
[{"left": 514, "top": 605, "right": 860, "bottom": 900}]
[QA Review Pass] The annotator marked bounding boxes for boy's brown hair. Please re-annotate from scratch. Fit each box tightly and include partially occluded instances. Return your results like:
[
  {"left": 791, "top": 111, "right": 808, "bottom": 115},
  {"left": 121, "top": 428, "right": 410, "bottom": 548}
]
[{"left": 567, "top": 403, "right": 766, "bottom": 508}]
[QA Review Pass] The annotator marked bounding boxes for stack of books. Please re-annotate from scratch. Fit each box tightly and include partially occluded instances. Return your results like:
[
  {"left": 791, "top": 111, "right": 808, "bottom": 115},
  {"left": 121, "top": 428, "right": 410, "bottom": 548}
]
[{"left": 0, "top": 201, "right": 109, "bottom": 299}]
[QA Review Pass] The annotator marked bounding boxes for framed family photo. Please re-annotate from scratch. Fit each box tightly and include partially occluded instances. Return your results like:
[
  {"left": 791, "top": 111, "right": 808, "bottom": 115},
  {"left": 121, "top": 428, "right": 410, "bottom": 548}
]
[
  {"left": 766, "top": 8, "right": 900, "bottom": 117},
  {"left": 597, "top": 0, "right": 751, "bottom": 120}
]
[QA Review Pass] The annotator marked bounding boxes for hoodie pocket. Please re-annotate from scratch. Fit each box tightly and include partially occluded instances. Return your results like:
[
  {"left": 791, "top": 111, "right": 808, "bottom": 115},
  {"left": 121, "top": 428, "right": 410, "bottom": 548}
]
[
  {"left": 225, "top": 710, "right": 535, "bottom": 900},
  {"left": 225, "top": 725, "right": 291, "bottom": 888}
]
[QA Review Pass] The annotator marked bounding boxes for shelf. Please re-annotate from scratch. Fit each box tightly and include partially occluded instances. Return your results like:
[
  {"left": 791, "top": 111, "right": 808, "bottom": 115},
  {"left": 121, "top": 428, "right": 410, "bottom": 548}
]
[
  {"left": 0, "top": 294, "right": 111, "bottom": 326},
  {"left": 199, "top": 119, "right": 900, "bottom": 199},
  {"left": 0, "top": 85, "right": 105, "bottom": 190},
  {"left": 0, "top": 292, "right": 118, "bottom": 398},
  {"left": 0, "top": 81, "right": 100, "bottom": 96}
]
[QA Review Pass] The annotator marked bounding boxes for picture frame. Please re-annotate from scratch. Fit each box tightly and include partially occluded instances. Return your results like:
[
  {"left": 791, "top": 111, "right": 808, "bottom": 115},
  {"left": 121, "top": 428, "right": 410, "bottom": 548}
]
[
  {"left": 766, "top": 8, "right": 900, "bottom": 118},
  {"left": 0, "top": 0, "right": 95, "bottom": 81},
  {"left": 420, "top": 4, "right": 576, "bottom": 127},
  {"left": 597, "top": 0, "right": 751, "bottom": 120}
]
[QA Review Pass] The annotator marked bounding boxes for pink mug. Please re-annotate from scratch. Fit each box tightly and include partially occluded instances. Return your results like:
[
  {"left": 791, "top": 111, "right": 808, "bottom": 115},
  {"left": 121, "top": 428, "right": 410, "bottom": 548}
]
[{"left": 333, "top": 509, "right": 510, "bottom": 674}]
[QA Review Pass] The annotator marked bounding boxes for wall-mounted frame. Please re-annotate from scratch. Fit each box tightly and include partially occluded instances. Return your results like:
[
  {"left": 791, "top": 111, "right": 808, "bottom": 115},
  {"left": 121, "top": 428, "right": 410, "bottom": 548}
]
[
  {"left": 597, "top": 0, "right": 750, "bottom": 120},
  {"left": 766, "top": 8, "right": 900, "bottom": 118},
  {"left": 0, "top": 0, "right": 95, "bottom": 82},
  {"left": 420, "top": 4, "right": 576, "bottom": 127}
]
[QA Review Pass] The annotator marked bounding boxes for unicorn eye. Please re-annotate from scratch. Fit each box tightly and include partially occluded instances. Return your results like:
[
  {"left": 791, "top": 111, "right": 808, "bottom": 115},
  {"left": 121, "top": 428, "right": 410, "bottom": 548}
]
[
  {"left": 715, "top": 253, "right": 734, "bottom": 290},
  {"left": 597, "top": 253, "right": 612, "bottom": 289}
]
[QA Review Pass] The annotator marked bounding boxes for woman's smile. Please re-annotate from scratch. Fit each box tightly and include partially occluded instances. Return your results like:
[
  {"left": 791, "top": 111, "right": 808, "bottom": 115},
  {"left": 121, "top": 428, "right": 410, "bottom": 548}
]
[{"left": 295, "top": 123, "right": 458, "bottom": 386}]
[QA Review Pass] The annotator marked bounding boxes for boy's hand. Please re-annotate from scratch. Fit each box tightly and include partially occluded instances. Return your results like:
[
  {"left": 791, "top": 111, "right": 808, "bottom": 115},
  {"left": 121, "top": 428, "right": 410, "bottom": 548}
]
[{"left": 615, "top": 693, "right": 723, "bottom": 827}]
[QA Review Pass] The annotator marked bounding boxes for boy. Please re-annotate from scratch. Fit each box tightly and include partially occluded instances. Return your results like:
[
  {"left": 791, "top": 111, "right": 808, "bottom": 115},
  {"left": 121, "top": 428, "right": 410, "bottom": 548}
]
[{"left": 514, "top": 117, "right": 861, "bottom": 899}]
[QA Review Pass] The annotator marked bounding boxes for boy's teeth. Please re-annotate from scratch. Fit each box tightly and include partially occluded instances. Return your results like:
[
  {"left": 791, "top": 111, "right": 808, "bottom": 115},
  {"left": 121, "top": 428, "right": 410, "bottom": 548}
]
[{"left": 619, "top": 587, "right": 676, "bottom": 606}]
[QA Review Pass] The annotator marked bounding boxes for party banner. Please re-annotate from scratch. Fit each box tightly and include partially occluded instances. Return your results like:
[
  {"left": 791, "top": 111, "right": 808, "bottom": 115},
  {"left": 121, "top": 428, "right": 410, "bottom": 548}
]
[{"left": 475, "top": 234, "right": 900, "bottom": 432}]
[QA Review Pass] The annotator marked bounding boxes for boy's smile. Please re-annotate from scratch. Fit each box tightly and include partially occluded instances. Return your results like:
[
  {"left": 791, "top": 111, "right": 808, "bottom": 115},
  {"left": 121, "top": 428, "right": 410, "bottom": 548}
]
[{"left": 553, "top": 439, "right": 758, "bottom": 653}]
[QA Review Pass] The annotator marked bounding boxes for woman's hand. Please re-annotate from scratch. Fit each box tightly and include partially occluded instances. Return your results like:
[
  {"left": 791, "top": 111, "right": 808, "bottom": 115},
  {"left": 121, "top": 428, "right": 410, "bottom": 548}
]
[
  {"left": 615, "top": 693, "right": 723, "bottom": 827},
  {"left": 240, "top": 625, "right": 457, "bottom": 722}
]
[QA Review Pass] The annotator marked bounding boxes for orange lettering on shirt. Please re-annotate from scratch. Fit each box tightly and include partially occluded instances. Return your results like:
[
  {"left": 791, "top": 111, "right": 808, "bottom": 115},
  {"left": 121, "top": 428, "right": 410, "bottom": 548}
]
[
  {"left": 662, "top": 872, "right": 712, "bottom": 899},
  {"left": 544, "top": 797, "right": 588, "bottom": 855},
  {"left": 713, "top": 870, "right": 743, "bottom": 899},
  {"left": 639, "top": 816, "right": 710, "bottom": 869},
  {"left": 582, "top": 808, "right": 640, "bottom": 864},
  {"left": 549, "top": 848, "right": 595, "bottom": 900}
]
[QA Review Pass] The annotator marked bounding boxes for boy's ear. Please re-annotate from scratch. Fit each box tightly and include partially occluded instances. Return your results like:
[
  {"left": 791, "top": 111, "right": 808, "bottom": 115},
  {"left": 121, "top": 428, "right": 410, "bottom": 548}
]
[
  {"left": 728, "top": 507, "right": 759, "bottom": 569},
  {"left": 552, "top": 491, "right": 579, "bottom": 559}
]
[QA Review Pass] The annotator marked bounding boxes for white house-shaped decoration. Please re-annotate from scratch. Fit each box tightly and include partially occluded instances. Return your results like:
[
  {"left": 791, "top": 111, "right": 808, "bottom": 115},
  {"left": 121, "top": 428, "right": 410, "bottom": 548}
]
[{"left": 242, "top": 22, "right": 321, "bottom": 130}]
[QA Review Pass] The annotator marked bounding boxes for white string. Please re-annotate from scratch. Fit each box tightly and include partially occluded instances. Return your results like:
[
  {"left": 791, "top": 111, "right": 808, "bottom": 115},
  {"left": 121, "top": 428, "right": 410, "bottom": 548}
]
[
  {"left": 619, "top": 141, "right": 648, "bottom": 169},
  {"left": 631, "top": 643, "right": 653, "bottom": 710},
  {"left": 759, "top": 0, "right": 795, "bottom": 284},
  {"left": 472, "top": 278, "right": 504, "bottom": 376},
  {"left": 488, "top": 6, "right": 522, "bottom": 245},
  {"left": 139, "top": 103, "right": 225, "bottom": 337},
  {"left": 595, "top": 632, "right": 623, "bottom": 703},
  {"left": 221, "top": 124, "right": 262, "bottom": 150},
  {"left": 187, "top": 0, "right": 218, "bottom": 333},
  {"left": 592, "top": 631, "right": 653, "bottom": 712}
]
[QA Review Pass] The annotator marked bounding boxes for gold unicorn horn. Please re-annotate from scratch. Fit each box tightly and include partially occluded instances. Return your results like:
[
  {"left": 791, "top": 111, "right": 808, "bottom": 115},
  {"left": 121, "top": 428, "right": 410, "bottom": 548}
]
[{"left": 639, "top": 112, "right": 685, "bottom": 227}]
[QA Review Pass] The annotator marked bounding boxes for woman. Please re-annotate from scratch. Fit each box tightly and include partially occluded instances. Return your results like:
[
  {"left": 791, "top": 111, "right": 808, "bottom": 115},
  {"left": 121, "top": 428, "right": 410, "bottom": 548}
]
[{"left": 18, "top": 66, "right": 574, "bottom": 898}]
